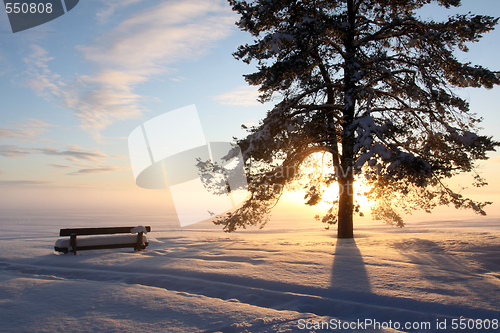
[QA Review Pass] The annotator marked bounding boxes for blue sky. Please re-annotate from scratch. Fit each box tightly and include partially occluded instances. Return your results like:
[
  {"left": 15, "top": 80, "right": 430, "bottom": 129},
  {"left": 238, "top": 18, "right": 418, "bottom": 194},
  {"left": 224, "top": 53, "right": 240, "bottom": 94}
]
[
  {"left": 0, "top": 1, "right": 268, "bottom": 187},
  {"left": 0, "top": 0, "right": 499, "bottom": 222}
]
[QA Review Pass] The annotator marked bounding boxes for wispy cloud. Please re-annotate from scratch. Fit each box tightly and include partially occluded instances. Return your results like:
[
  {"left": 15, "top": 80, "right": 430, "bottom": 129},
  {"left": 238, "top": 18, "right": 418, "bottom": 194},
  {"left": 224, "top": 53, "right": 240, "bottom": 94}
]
[
  {"left": 0, "top": 118, "right": 57, "bottom": 142},
  {"left": 23, "top": 45, "right": 65, "bottom": 100},
  {"left": 48, "top": 164, "right": 72, "bottom": 169},
  {"left": 0, "top": 51, "right": 11, "bottom": 76},
  {"left": 95, "top": 0, "right": 143, "bottom": 22},
  {"left": 24, "top": 0, "right": 236, "bottom": 140},
  {"left": 66, "top": 165, "right": 121, "bottom": 176},
  {"left": 170, "top": 76, "right": 187, "bottom": 82},
  {"left": 38, "top": 146, "right": 108, "bottom": 162},
  {"left": 0, "top": 127, "right": 46, "bottom": 142},
  {"left": 242, "top": 121, "right": 259, "bottom": 128},
  {"left": 0, "top": 144, "right": 123, "bottom": 165},
  {"left": 0, "top": 145, "right": 33, "bottom": 158},
  {"left": 10, "top": 118, "right": 58, "bottom": 128},
  {"left": 1, "top": 144, "right": 128, "bottom": 177},
  {"left": 213, "top": 86, "right": 261, "bottom": 106},
  {"left": 75, "top": 0, "right": 235, "bottom": 135},
  {"left": 0, "top": 180, "right": 51, "bottom": 186}
]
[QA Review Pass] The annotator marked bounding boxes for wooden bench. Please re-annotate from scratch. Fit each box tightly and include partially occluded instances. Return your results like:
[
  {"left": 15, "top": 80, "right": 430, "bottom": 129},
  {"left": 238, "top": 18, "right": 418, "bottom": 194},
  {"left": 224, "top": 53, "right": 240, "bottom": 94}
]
[{"left": 54, "top": 226, "right": 151, "bottom": 255}]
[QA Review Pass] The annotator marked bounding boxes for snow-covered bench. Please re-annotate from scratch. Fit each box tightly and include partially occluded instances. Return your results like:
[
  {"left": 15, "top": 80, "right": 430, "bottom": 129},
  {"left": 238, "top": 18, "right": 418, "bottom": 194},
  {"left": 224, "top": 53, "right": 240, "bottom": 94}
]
[{"left": 54, "top": 226, "right": 150, "bottom": 255}]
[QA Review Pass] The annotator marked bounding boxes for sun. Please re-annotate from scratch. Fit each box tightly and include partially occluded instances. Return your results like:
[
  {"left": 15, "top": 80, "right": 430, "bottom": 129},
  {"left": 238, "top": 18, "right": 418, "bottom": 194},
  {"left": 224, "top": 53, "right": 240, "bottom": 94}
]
[
  {"left": 316, "top": 178, "right": 372, "bottom": 211},
  {"left": 290, "top": 151, "right": 373, "bottom": 211}
]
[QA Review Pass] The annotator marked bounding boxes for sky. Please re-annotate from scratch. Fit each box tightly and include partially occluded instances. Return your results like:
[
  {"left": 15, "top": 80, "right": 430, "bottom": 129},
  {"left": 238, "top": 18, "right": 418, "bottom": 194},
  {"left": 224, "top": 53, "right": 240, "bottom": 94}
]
[{"left": 0, "top": 0, "right": 500, "bottom": 227}]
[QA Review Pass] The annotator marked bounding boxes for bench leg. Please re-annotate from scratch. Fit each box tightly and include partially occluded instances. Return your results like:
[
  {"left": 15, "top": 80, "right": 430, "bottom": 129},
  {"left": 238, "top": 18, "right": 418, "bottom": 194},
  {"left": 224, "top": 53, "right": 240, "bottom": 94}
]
[
  {"left": 70, "top": 234, "right": 77, "bottom": 255},
  {"left": 135, "top": 231, "right": 144, "bottom": 251}
]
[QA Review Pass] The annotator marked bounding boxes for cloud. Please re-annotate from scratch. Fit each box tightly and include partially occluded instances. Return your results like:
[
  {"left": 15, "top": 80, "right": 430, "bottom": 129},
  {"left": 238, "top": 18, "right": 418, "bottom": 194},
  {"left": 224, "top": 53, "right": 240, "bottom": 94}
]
[
  {"left": 0, "top": 51, "right": 11, "bottom": 77},
  {"left": 10, "top": 118, "right": 58, "bottom": 128},
  {"left": 170, "top": 76, "right": 187, "bottom": 82},
  {"left": 37, "top": 146, "right": 109, "bottom": 162},
  {"left": 66, "top": 165, "right": 127, "bottom": 176},
  {"left": 213, "top": 86, "right": 261, "bottom": 106},
  {"left": 0, "top": 145, "right": 33, "bottom": 158},
  {"left": 25, "top": 0, "right": 236, "bottom": 140},
  {"left": 49, "top": 164, "right": 72, "bottom": 169},
  {"left": 23, "top": 45, "right": 65, "bottom": 100},
  {"left": 0, "top": 180, "right": 50, "bottom": 186},
  {"left": 81, "top": 0, "right": 234, "bottom": 68},
  {"left": 76, "top": 0, "right": 235, "bottom": 133},
  {"left": 0, "top": 118, "right": 57, "bottom": 142},
  {"left": 242, "top": 122, "right": 259, "bottom": 128},
  {"left": 0, "top": 127, "right": 46, "bottom": 142},
  {"left": 95, "top": 0, "right": 143, "bottom": 21},
  {"left": 0, "top": 144, "right": 118, "bottom": 164}
]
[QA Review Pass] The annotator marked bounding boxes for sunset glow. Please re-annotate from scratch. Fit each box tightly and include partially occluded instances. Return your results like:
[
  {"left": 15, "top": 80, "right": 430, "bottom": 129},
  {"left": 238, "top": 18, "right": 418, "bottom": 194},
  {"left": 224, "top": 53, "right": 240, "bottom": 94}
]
[
  {"left": 0, "top": 0, "right": 497, "bottom": 222},
  {"left": 1, "top": 1, "right": 500, "bottom": 331}
]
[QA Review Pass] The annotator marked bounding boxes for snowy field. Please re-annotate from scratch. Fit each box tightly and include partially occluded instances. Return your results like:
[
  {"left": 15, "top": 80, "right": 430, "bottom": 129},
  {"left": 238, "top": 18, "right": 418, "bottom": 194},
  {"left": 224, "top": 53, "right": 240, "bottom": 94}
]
[{"left": 0, "top": 210, "right": 499, "bottom": 332}]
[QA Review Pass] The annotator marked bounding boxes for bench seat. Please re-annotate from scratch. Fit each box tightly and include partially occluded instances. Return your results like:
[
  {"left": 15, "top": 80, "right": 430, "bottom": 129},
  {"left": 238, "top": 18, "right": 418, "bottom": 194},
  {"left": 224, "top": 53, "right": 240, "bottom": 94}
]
[
  {"left": 54, "top": 226, "right": 151, "bottom": 255},
  {"left": 55, "top": 234, "right": 148, "bottom": 253}
]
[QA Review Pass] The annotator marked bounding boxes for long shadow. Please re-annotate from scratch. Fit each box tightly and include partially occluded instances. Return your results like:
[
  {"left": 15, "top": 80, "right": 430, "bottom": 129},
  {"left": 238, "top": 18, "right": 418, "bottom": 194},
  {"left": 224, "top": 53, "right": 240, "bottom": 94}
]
[
  {"left": 330, "top": 238, "right": 372, "bottom": 297},
  {"left": 398, "top": 238, "right": 500, "bottom": 316}
]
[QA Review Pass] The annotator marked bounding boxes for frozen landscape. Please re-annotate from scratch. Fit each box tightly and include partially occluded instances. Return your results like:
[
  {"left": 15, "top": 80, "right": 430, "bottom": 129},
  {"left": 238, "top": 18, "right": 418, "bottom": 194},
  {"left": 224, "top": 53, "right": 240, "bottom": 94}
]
[
  {"left": 1, "top": 0, "right": 500, "bottom": 332},
  {"left": 0, "top": 208, "right": 499, "bottom": 333}
]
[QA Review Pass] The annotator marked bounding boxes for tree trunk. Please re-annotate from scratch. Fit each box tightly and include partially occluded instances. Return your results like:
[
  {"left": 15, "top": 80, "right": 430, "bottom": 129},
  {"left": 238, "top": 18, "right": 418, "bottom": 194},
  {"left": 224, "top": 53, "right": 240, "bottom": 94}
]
[
  {"left": 338, "top": 176, "right": 354, "bottom": 238},
  {"left": 337, "top": 0, "right": 356, "bottom": 239}
]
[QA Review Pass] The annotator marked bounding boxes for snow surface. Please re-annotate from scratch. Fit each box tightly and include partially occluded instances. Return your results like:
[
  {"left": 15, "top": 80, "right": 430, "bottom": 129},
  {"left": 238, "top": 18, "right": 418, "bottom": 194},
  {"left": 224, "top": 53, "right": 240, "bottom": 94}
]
[
  {"left": 0, "top": 210, "right": 499, "bottom": 332},
  {"left": 131, "top": 226, "right": 149, "bottom": 234}
]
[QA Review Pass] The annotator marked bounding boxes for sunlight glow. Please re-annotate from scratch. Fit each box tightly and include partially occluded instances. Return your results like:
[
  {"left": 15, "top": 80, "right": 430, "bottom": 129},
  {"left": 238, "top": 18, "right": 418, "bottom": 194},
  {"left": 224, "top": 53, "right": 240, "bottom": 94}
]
[
  {"left": 316, "top": 179, "right": 372, "bottom": 211},
  {"left": 288, "top": 152, "right": 373, "bottom": 212}
]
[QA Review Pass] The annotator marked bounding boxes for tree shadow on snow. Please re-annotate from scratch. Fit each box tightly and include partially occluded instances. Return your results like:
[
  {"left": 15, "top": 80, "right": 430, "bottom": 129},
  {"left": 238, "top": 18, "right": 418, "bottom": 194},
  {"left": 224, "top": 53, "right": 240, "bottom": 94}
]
[{"left": 330, "top": 239, "right": 372, "bottom": 294}]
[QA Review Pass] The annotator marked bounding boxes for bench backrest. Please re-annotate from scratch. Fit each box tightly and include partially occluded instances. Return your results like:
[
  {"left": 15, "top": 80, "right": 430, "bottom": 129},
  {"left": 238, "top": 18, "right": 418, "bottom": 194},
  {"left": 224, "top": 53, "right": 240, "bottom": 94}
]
[{"left": 60, "top": 226, "right": 151, "bottom": 237}]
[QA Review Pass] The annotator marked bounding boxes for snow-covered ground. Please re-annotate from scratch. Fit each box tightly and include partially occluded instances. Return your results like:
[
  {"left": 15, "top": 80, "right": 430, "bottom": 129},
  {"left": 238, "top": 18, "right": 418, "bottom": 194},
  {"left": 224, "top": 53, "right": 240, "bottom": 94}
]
[{"left": 0, "top": 210, "right": 499, "bottom": 332}]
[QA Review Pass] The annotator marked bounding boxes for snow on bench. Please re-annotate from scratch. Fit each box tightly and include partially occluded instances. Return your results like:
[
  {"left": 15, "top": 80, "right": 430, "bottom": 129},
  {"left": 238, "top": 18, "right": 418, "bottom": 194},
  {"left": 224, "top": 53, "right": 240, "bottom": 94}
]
[{"left": 54, "top": 226, "right": 151, "bottom": 255}]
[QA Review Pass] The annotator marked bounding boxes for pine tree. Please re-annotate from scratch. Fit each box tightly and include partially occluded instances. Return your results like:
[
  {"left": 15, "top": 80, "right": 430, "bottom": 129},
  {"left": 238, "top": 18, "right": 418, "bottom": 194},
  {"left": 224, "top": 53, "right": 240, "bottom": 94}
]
[{"left": 216, "top": 0, "right": 500, "bottom": 238}]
